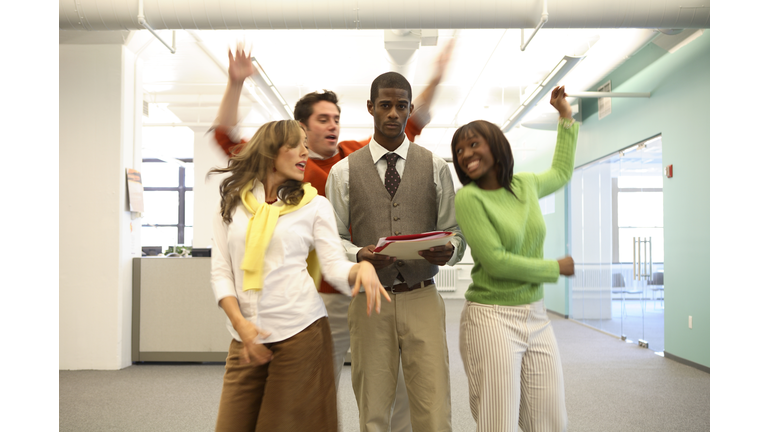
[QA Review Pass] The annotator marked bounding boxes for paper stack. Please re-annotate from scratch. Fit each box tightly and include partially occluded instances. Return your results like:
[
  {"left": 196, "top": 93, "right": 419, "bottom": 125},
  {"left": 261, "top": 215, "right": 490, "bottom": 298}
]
[{"left": 373, "top": 231, "right": 455, "bottom": 260}]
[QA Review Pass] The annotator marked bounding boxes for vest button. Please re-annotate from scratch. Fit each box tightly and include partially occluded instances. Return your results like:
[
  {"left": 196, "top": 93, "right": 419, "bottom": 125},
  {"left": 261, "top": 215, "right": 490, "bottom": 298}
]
[
  {"left": 395, "top": 231, "right": 401, "bottom": 235},
  {"left": 393, "top": 217, "right": 400, "bottom": 221},
  {"left": 393, "top": 202, "right": 399, "bottom": 207},
  {"left": 397, "top": 261, "right": 404, "bottom": 267}
]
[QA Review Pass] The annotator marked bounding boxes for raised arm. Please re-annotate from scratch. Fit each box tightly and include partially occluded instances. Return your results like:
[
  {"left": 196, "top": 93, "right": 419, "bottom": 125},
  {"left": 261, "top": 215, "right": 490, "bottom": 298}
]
[
  {"left": 406, "top": 38, "right": 456, "bottom": 136},
  {"left": 534, "top": 86, "right": 579, "bottom": 198},
  {"left": 214, "top": 44, "right": 255, "bottom": 129}
]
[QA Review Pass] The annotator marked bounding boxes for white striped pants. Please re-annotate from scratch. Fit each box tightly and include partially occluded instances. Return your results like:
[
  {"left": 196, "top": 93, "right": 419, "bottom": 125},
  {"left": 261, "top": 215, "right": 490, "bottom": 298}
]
[{"left": 459, "top": 300, "right": 567, "bottom": 432}]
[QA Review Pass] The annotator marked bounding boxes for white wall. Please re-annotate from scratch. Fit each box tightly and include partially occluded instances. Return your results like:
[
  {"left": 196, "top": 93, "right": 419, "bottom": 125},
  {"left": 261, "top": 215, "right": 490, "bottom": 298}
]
[
  {"left": 60, "top": 44, "right": 142, "bottom": 370},
  {"left": 193, "top": 130, "right": 230, "bottom": 249}
]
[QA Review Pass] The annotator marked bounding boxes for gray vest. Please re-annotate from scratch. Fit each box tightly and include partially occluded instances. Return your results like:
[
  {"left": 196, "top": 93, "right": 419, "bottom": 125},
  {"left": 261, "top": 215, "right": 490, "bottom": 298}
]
[{"left": 348, "top": 142, "right": 439, "bottom": 287}]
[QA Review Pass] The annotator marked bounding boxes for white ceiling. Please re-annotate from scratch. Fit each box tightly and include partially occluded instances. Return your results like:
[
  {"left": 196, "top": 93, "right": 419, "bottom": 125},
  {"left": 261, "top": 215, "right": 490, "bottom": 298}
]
[{"left": 107, "top": 28, "right": 687, "bottom": 161}]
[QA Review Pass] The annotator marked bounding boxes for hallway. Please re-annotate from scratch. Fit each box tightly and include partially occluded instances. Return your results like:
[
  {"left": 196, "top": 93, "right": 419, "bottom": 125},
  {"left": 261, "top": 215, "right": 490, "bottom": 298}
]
[{"left": 59, "top": 298, "right": 709, "bottom": 432}]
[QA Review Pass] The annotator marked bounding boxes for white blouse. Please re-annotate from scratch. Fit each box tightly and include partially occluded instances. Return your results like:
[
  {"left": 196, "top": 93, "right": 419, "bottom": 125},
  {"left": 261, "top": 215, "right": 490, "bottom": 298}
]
[{"left": 211, "top": 180, "right": 355, "bottom": 344}]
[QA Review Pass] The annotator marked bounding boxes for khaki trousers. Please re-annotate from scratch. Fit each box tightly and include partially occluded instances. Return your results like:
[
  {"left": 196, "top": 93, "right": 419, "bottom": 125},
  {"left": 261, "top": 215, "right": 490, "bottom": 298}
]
[
  {"left": 215, "top": 317, "right": 337, "bottom": 432},
  {"left": 320, "top": 293, "right": 413, "bottom": 432},
  {"left": 349, "top": 285, "right": 452, "bottom": 432}
]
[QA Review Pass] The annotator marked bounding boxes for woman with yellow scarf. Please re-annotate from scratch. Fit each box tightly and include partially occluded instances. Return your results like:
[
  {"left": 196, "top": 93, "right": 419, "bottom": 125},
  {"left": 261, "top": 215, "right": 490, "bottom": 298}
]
[{"left": 209, "top": 120, "right": 388, "bottom": 432}]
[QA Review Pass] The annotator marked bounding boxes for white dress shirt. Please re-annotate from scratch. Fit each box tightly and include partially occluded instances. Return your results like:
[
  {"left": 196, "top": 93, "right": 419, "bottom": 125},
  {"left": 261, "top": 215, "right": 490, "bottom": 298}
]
[
  {"left": 325, "top": 136, "right": 466, "bottom": 266},
  {"left": 211, "top": 179, "right": 355, "bottom": 343}
]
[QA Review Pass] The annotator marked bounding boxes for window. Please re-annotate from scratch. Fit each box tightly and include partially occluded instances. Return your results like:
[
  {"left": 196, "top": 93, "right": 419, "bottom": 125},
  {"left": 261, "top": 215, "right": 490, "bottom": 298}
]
[{"left": 141, "top": 158, "right": 194, "bottom": 247}]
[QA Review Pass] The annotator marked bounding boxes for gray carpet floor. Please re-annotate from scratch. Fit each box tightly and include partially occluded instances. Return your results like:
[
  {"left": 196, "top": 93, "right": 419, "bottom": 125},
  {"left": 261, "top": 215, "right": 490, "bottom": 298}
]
[{"left": 60, "top": 298, "right": 709, "bottom": 431}]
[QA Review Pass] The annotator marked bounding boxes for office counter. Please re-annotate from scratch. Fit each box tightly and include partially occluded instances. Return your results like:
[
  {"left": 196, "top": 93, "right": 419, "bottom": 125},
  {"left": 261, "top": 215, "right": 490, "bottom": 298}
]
[{"left": 132, "top": 257, "right": 231, "bottom": 362}]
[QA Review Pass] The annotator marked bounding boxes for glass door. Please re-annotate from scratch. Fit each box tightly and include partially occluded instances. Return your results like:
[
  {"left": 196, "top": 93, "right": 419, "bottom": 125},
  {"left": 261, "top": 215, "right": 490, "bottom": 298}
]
[{"left": 569, "top": 136, "right": 664, "bottom": 351}]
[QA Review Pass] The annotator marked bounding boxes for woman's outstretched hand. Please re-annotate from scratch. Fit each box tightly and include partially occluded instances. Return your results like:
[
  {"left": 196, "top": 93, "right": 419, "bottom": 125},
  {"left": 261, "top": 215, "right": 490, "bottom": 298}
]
[
  {"left": 550, "top": 86, "right": 573, "bottom": 120},
  {"left": 351, "top": 261, "right": 391, "bottom": 316}
]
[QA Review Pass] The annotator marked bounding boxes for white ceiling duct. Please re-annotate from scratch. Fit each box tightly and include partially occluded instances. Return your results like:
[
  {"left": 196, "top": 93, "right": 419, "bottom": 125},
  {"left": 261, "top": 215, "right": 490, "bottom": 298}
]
[{"left": 60, "top": 0, "right": 710, "bottom": 31}]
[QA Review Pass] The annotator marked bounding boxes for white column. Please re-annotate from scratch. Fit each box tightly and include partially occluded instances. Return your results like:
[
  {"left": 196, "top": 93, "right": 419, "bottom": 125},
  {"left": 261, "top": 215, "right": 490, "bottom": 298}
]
[{"left": 59, "top": 44, "right": 142, "bottom": 370}]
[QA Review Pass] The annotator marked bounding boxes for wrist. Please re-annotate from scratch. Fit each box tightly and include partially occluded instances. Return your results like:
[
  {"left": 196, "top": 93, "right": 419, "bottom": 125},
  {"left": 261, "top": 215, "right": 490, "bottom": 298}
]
[
  {"left": 229, "top": 78, "right": 246, "bottom": 87},
  {"left": 232, "top": 316, "right": 250, "bottom": 332},
  {"left": 559, "top": 116, "right": 575, "bottom": 128}
]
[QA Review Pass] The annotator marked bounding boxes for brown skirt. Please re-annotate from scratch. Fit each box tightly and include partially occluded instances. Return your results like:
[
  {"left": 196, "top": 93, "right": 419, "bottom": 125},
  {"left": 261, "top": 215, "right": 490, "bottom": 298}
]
[{"left": 215, "top": 317, "right": 337, "bottom": 432}]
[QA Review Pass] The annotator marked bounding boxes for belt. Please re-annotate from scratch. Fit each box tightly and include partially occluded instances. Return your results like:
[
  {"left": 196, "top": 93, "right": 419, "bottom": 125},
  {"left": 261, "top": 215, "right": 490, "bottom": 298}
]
[{"left": 385, "top": 278, "right": 435, "bottom": 293}]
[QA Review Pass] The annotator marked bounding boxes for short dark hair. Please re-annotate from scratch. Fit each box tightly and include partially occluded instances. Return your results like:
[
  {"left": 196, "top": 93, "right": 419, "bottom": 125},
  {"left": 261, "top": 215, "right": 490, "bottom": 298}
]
[
  {"left": 450, "top": 120, "right": 518, "bottom": 198},
  {"left": 293, "top": 90, "right": 341, "bottom": 125},
  {"left": 370, "top": 72, "right": 412, "bottom": 103}
]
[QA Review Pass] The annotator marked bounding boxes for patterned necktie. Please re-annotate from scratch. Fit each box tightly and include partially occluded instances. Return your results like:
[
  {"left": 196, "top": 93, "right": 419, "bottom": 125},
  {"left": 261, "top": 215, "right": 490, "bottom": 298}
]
[{"left": 384, "top": 153, "right": 401, "bottom": 198}]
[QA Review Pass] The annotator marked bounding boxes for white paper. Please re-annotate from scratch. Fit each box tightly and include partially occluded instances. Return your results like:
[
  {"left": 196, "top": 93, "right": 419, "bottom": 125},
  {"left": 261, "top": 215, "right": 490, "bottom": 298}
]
[{"left": 374, "top": 233, "right": 455, "bottom": 260}]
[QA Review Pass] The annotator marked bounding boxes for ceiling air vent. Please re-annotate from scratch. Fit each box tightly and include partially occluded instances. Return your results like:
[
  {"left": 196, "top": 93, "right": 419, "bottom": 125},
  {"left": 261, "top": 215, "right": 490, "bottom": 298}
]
[
  {"left": 598, "top": 81, "right": 611, "bottom": 120},
  {"left": 143, "top": 100, "right": 149, "bottom": 117}
]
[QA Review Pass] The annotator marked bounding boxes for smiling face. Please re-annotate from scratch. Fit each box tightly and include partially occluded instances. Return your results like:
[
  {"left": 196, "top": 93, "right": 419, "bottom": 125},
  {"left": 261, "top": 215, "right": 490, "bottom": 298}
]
[
  {"left": 454, "top": 132, "right": 500, "bottom": 189},
  {"left": 304, "top": 100, "right": 340, "bottom": 158},
  {"left": 367, "top": 87, "right": 413, "bottom": 150},
  {"left": 273, "top": 128, "right": 309, "bottom": 183}
]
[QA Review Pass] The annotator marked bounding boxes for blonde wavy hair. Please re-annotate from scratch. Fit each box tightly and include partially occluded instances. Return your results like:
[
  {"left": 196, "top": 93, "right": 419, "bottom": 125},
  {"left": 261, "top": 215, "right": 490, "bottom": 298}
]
[{"left": 209, "top": 120, "right": 306, "bottom": 223}]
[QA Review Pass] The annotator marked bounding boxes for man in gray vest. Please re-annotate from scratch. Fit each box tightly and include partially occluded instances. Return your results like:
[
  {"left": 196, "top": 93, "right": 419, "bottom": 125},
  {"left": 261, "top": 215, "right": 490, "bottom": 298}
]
[{"left": 326, "top": 71, "right": 466, "bottom": 432}]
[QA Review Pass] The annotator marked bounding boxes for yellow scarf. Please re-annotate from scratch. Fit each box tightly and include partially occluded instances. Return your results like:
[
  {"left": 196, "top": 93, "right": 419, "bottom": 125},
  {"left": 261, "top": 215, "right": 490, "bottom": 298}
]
[{"left": 240, "top": 182, "right": 320, "bottom": 291}]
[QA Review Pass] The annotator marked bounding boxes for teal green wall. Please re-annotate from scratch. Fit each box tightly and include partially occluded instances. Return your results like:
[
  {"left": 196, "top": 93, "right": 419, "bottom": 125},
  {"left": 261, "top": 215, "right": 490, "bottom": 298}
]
[{"left": 521, "top": 31, "right": 710, "bottom": 368}]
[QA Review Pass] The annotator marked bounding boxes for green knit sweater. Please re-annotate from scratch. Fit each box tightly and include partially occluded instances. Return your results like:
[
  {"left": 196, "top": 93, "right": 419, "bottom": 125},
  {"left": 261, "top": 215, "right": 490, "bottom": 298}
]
[{"left": 454, "top": 120, "right": 579, "bottom": 306}]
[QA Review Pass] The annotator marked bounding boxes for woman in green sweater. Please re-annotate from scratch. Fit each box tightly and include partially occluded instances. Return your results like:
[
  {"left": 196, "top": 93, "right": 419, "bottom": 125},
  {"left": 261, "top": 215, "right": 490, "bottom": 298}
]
[{"left": 451, "top": 86, "right": 577, "bottom": 432}]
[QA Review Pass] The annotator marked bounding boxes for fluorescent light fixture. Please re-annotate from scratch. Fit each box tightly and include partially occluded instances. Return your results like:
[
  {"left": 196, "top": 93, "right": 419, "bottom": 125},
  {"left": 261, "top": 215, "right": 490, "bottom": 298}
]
[
  {"left": 243, "top": 81, "right": 271, "bottom": 114},
  {"left": 540, "top": 59, "right": 566, "bottom": 88},
  {"left": 250, "top": 57, "right": 293, "bottom": 120},
  {"left": 501, "top": 55, "right": 584, "bottom": 133}
]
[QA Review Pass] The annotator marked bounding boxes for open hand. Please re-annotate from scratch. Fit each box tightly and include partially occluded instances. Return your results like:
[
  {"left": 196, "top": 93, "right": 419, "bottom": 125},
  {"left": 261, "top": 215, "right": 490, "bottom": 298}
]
[
  {"left": 357, "top": 245, "right": 397, "bottom": 270},
  {"left": 550, "top": 86, "right": 573, "bottom": 120},
  {"left": 351, "top": 261, "right": 391, "bottom": 316},
  {"left": 431, "top": 38, "right": 456, "bottom": 83},
  {"left": 418, "top": 242, "right": 454, "bottom": 266},
  {"left": 228, "top": 42, "right": 255, "bottom": 84}
]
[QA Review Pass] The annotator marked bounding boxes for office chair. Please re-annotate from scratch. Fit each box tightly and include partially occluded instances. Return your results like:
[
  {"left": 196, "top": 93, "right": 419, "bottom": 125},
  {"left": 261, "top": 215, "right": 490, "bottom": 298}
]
[{"left": 648, "top": 271, "right": 664, "bottom": 309}]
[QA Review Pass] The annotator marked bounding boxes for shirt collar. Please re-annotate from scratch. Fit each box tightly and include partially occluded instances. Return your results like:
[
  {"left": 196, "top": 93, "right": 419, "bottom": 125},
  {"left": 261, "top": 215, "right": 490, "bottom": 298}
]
[
  {"left": 369, "top": 135, "right": 410, "bottom": 164},
  {"left": 308, "top": 147, "right": 339, "bottom": 160}
]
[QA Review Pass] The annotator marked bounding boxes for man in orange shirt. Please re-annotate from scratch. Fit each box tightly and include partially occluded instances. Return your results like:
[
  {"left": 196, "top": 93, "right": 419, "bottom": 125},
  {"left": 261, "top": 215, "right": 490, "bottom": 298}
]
[{"left": 212, "top": 42, "right": 453, "bottom": 431}]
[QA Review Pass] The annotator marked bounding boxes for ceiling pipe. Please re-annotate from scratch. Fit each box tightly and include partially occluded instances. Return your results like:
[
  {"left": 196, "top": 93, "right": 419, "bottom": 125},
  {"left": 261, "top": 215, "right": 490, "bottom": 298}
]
[
  {"left": 137, "top": 0, "right": 175, "bottom": 53},
  {"left": 568, "top": 92, "right": 650, "bottom": 98},
  {"left": 60, "top": 0, "right": 710, "bottom": 31},
  {"left": 520, "top": 0, "right": 548, "bottom": 51}
]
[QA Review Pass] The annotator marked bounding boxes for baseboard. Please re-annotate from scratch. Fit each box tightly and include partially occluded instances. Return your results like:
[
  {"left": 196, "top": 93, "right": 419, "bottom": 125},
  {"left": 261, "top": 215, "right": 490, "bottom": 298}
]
[
  {"left": 135, "top": 352, "right": 228, "bottom": 362},
  {"left": 663, "top": 351, "right": 710, "bottom": 374},
  {"left": 547, "top": 309, "right": 569, "bottom": 319}
]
